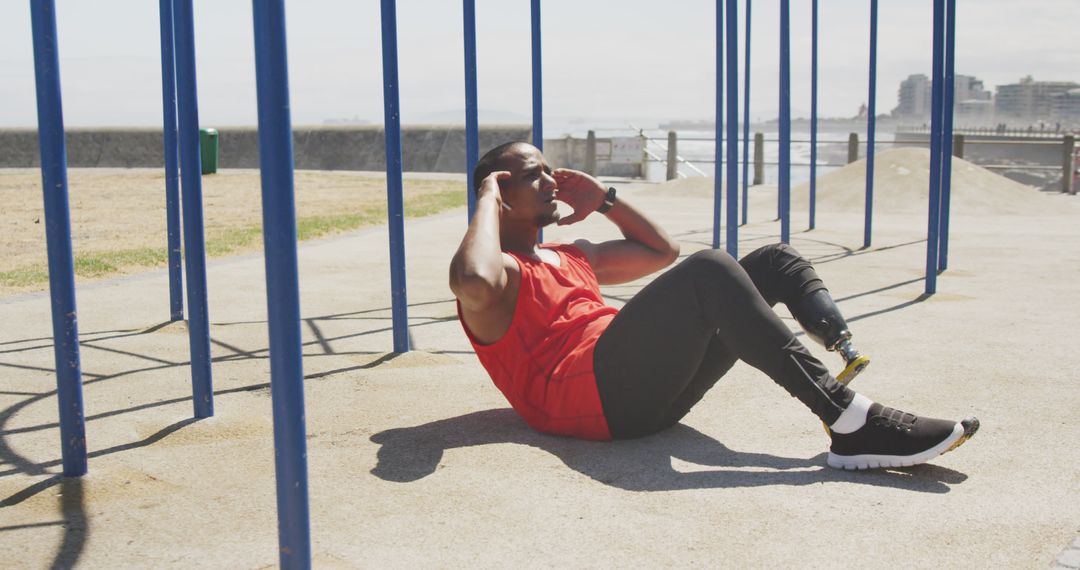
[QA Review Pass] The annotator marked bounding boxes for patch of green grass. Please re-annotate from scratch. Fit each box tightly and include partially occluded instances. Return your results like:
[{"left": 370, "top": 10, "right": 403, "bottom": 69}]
[
  {"left": 1, "top": 188, "right": 467, "bottom": 292},
  {"left": 405, "top": 190, "right": 467, "bottom": 217},
  {"left": 0, "top": 266, "right": 51, "bottom": 288},
  {"left": 73, "top": 248, "right": 171, "bottom": 278},
  {"left": 205, "top": 226, "right": 264, "bottom": 256},
  {"left": 296, "top": 211, "right": 382, "bottom": 241}
]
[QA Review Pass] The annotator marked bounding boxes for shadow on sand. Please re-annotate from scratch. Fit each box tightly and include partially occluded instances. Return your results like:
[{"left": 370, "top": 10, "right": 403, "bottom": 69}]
[
  {"left": 0, "top": 476, "right": 86, "bottom": 569},
  {"left": 370, "top": 409, "right": 967, "bottom": 494}
]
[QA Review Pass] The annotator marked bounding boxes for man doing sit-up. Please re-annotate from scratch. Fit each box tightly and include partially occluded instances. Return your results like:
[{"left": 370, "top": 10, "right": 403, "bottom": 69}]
[{"left": 448, "top": 141, "right": 977, "bottom": 470}]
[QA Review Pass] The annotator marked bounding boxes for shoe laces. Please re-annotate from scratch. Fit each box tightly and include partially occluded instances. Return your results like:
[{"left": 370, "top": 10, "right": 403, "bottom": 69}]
[{"left": 871, "top": 406, "right": 917, "bottom": 432}]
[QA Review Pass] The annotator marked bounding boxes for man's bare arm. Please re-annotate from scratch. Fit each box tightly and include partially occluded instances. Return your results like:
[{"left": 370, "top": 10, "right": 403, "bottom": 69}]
[
  {"left": 553, "top": 168, "right": 680, "bottom": 284},
  {"left": 449, "top": 171, "right": 512, "bottom": 310},
  {"left": 580, "top": 196, "right": 680, "bottom": 284}
]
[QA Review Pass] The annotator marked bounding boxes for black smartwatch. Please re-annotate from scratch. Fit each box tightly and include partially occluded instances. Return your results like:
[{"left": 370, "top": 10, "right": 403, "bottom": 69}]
[{"left": 596, "top": 187, "right": 617, "bottom": 214}]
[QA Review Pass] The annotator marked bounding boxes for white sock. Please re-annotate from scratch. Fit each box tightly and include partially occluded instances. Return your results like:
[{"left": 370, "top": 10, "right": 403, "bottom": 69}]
[{"left": 830, "top": 393, "right": 873, "bottom": 434}]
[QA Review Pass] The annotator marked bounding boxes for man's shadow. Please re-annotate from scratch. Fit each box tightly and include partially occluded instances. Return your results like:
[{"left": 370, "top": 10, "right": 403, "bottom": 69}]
[{"left": 370, "top": 409, "right": 967, "bottom": 493}]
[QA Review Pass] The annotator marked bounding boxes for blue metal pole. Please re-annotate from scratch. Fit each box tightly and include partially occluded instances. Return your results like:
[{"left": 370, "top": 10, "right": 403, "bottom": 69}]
[
  {"left": 381, "top": 0, "right": 410, "bottom": 354},
  {"left": 778, "top": 0, "right": 791, "bottom": 244},
  {"left": 30, "top": 0, "right": 87, "bottom": 478},
  {"left": 158, "top": 0, "right": 184, "bottom": 322},
  {"left": 170, "top": 0, "right": 212, "bottom": 416},
  {"left": 172, "top": 0, "right": 214, "bottom": 418},
  {"left": 740, "top": 0, "right": 751, "bottom": 226},
  {"left": 864, "top": 0, "right": 878, "bottom": 248},
  {"left": 938, "top": 0, "right": 956, "bottom": 272},
  {"left": 712, "top": 0, "right": 723, "bottom": 250},
  {"left": 925, "top": 0, "right": 945, "bottom": 295},
  {"left": 464, "top": 0, "right": 479, "bottom": 221},
  {"left": 809, "top": 0, "right": 818, "bottom": 231},
  {"left": 725, "top": 0, "right": 739, "bottom": 258},
  {"left": 530, "top": 0, "right": 543, "bottom": 152},
  {"left": 531, "top": 0, "right": 543, "bottom": 244},
  {"left": 252, "top": 2, "right": 312, "bottom": 566}
]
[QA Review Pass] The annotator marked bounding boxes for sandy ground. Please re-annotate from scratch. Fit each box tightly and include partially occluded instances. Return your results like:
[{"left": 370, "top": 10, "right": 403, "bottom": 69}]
[
  {"left": 1, "top": 149, "right": 1078, "bottom": 568},
  {"left": 0, "top": 168, "right": 464, "bottom": 294}
]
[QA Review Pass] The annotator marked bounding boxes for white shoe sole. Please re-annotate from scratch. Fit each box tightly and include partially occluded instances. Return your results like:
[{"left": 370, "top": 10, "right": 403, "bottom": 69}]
[{"left": 827, "top": 422, "right": 970, "bottom": 470}]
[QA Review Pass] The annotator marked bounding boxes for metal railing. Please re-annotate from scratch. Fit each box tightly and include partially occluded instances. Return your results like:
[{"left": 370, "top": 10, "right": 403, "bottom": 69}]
[
  {"left": 898, "top": 125, "right": 1079, "bottom": 138},
  {"left": 584, "top": 128, "right": 1077, "bottom": 193},
  {"left": 630, "top": 124, "right": 708, "bottom": 177}
]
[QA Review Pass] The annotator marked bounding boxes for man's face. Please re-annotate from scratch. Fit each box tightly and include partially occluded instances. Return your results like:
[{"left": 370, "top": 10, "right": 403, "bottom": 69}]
[{"left": 498, "top": 145, "right": 560, "bottom": 227}]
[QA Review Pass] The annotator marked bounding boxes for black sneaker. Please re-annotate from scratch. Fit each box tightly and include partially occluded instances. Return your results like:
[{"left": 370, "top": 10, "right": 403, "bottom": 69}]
[{"left": 827, "top": 403, "right": 979, "bottom": 470}]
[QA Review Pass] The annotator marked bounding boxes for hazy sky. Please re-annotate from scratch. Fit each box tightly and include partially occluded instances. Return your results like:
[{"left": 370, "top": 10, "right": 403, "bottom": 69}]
[{"left": 0, "top": 0, "right": 1075, "bottom": 132}]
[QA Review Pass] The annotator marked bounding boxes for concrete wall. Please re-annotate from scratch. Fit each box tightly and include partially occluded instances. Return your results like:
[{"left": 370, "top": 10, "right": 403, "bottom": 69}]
[
  {"left": 0, "top": 125, "right": 532, "bottom": 172},
  {"left": 0, "top": 126, "right": 643, "bottom": 177},
  {"left": 542, "top": 136, "right": 642, "bottom": 178}
]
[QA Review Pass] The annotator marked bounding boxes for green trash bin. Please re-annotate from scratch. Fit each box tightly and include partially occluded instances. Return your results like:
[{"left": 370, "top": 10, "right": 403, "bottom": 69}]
[{"left": 199, "top": 128, "right": 219, "bottom": 174}]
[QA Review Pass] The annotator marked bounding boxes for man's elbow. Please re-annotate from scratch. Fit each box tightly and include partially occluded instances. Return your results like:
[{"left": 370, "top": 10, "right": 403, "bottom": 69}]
[{"left": 663, "top": 241, "right": 681, "bottom": 266}]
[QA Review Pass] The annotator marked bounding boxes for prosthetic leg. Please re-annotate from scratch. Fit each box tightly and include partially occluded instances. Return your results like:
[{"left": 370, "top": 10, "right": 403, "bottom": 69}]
[{"left": 793, "top": 289, "right": 870, "bottom": 386}]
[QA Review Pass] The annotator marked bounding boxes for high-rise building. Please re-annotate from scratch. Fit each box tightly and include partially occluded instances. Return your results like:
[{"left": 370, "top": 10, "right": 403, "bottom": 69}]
[
  {"left": 894, "top": 74, "right": 932, "bottom": 120},
  {"left": 1052, "top": 88, "right": 1080, "bottom": 127},
  {"left": 955, "top": 75, "right": 992, "bottom": 104},
  {"left": 954, "top": 75, "right": 993, "bottom": 124},
  {"left": 995, "top": 76, "right": 1080, "bottom": 122},
  {"left": 894, "top": 74, "right": 991, "bottom": 122}
]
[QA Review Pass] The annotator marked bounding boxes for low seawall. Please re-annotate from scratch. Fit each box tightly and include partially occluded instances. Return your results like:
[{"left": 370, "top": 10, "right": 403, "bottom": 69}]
[
  {"left": 0, "top": 125, "right": 640, "bottom": 178},
  {"left": 0, "top": 125, "right": 530, "bottom": 172}
]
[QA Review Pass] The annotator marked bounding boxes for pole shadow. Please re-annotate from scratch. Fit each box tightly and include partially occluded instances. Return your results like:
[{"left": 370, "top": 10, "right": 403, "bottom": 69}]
[
  {"left": 50, "top": 477, "right": 87, "bottom": 570},
  {"left": 0, "top": 475, "right": 89, "bottom": 570},
  {"left": 370, "top": 409, "right": 967, "bottom": 494}
]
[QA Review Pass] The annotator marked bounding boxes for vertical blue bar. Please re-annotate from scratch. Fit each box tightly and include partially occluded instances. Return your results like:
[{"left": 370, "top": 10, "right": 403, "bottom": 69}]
[
  {"left": 938, "top": 0, "right": 956, "bottom": 272},
  {"left": 173, "top": 0, "right": 214, "bottom": 417},
  {"left": 712, "top": 0, "right": 723, "bottom": 250},
  {"left": 30, "top": 0, "right": 87, "bottom": 478},
  {"left": 158, "top": 0, "right": 184, "bottom": 321},
  {"left": 530, "top": 0, "right": 542, "bottom": 152},
  {"left": 463, "top": 0, "right": 479, "bottom": 220},
  {"left": 778, "top": 0, "right": 791, "bottom": 244},
  {"left": 531, "top": 0, "right": 543, "bottom": 244},
  {"left": 925, "top": 0, "right": 946, "bottom": 295},
  {"left": 740, "top": 0, "right": 751, "bottom": 226},
  {"left": 863, "top": 0, "right": 878, "bottom": 248},
  {"left": 381, "top": 0, "right": 410, "bottom": 353},
  {"left": 725, "top": 0, "right": 739, "bottom": 258},
  {"left": 252, "top": 2, "right": 312, "bottom": 566},
  {"left": 809, "top": 0, "right": 818, "bottom": 231}
]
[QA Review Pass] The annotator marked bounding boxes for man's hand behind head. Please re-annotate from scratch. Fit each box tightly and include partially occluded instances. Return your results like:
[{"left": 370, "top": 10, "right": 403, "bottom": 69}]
[
  {"left": 479, "top": 170, "right": 512, "bottom": 210},
  {"left": 552, "top": 168, "right": 606, "bottom": 225}
]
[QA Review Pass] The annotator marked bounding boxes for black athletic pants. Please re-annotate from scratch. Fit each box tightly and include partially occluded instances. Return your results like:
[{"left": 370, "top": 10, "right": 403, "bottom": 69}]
[{"left": 593, "top": 244, "right": 855, "bottom": 439}]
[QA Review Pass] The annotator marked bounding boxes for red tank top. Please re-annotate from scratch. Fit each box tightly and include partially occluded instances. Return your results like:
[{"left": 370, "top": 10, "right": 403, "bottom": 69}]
[{"left": 457, "top": 243, "right": 618, "bottom": 440}]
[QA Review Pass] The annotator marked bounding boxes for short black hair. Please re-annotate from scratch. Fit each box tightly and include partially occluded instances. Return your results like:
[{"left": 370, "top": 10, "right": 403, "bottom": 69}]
[{"left": 472, "top": 141, "right": 533, "bottom": 194}]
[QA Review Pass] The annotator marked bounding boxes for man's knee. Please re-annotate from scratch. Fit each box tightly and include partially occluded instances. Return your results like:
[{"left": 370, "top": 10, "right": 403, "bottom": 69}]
[
  {"left": 744, "top": 243, "right": 803, "bottom": 265},
  {"left": 684, "top": 249, "right": 740, "bottom": 273},
  {"left": 675, "top": 249, "right": 753, "bottom": 291}
]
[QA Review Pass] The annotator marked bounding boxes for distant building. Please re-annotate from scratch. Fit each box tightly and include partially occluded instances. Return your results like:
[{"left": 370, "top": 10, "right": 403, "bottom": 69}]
[
  {"left": 1052, "top": 88, "right": 1080, "bottom": 127},
  {"left": 893, "top": 73, "right": 991, "bottom": 124},
  {"left": 995, "top": 76, "right": 1080, "bottom": 123},
  {"left": 954, "top": 75, "right": 992, "bottom": 124},
  {"left": 954, "top": 75, "right": 992, "bottom": 104},
  {"left": 894, "top": 74, "right": 932, "bottom": 120},
  {"left": 956, "top": 100, "right": 994, "bottom": 123}
]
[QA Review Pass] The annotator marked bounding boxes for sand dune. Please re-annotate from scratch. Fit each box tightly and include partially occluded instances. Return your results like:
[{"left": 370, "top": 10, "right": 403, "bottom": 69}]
[{"left": 793, "top": 147, "right": 1041, "bottom": 215}]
